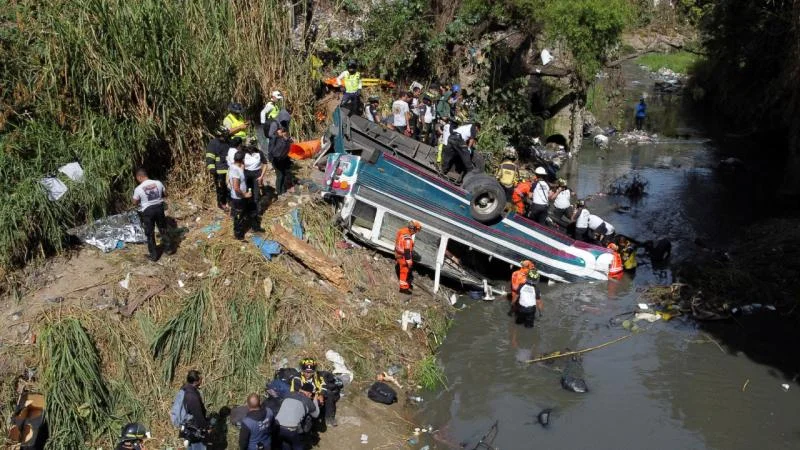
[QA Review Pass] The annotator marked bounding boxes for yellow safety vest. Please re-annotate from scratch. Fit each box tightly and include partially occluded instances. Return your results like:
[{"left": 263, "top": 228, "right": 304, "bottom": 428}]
[
  {"left": 344, "top": 71, "right": 361, "bottom": 93},
  {"left": 223, "top": 113, "right": 247, "bottom": 138},
  {"left": 267, "top": 104, "right": 279, "bottom": 120}
]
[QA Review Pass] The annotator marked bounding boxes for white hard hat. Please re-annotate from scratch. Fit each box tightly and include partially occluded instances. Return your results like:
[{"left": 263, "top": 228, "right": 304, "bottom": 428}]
[
  {"left": 534, "top": 166, "right": 547, "bottom": 176},
  {"left": 271, "top": 91, "right": 283, "bottom": 100}
]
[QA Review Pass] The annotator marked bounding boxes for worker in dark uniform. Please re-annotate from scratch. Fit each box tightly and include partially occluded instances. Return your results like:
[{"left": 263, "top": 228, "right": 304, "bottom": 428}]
[
  {"left": 116, "top": 423, "right": 150, "bottom": 450},
  {"left": 269, "top": 126, "right": 293, "bottom": 196},
  {"left": 289, "top": 358, "right": 342, "bottom": 428},
  {"left": 206, "top": 127, "right": 230, "bottom": 211}
]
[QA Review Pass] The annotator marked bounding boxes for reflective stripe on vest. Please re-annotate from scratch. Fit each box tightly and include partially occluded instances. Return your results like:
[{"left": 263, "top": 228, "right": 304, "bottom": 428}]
[
  {"left": 344, "top": 72, "right": 360, "bottom": 93},
  {"left": 224, "top": 113, "right": 247, "bottom": 138}
]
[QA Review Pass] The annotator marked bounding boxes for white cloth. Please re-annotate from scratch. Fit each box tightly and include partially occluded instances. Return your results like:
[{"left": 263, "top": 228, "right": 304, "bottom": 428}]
[
  {"left": 532, "top": 180, "right": 550, "bottom": 206},
  {"left": 422, "top": 104, "right": 435, "bottom": 123},
  {"left": 259, "top": 102, "right": 276, "bottom": 124},
  {"left": 541, "top": 49, "right": 553, "bottom": 65},
  {"left": 244, "top": 151, "right": 263, "bottom": 171},
  {"left": 392, "top": 100, "right": 409, "bottom": 127},
  {"left": 440, "top": 123, "right": 452, "bottom": 146},
  {"left": 554, "top": 189, "right": 571, "bottom": 209},
  {"left": 325, "top": 350, "right": 354, "bottom": 385},
  {"left": 454, "top": 124, "right": 474, "bottom": 141},
  {"left": 365, "top": 104, "right": 377, "bottom": 122},
  {"left": 228, "top": 165, "right": 247, "bottom": 199},
  {"left": 588, "top": 215, "right": 615, "bottom": 234},
  {"left": 575, "top": 208, "right": 590, "bottom": 228},
  {"left": 226, "top": 147, "right": 238, "bottom": 168},
  {"left": 410, "top": 97, "right": 420, "bottom": 115},
  {"left": 58, "top": 162, "right": 84, "bottom": 182},
  {"left": 519, "top": 284, "right": 537, "bottom": 308},
  {"left": 132, "top": 180, "right": 165, "bottom": 212},
  {"left": 40, "top": 177, "right": 68, "bottom": 201}
]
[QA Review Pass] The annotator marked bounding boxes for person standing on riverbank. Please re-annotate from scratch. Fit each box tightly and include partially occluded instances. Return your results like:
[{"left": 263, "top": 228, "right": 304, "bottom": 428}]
[
  {"left": 228, "top": 151, "right": 253, "bottom": 241},
  {"left": 635, "top": 97, "right": 647, "bottom": 130},
  {"left": 206, "top": 128, "right": 230, "bottom": 211},
  {"left": 259, "top": 90, "right": 283, "bottom": 151},
  {"left": 395, "top": 220, "right": 421, "bottom": 293},
  {"left": 269, "top": 126, "right": 293, "bottom": 196},
  {"left": 132, "top": 168, "right": 170, "bottom": 262},
  {"left": 224, "top": 103, "right": 249, "bottom": 140},
  {"left": 242, "top": 145, "right": 268, "bottom": 232},
  {"left": 510, "top": 260, "right": 536, "bottom": 303}
]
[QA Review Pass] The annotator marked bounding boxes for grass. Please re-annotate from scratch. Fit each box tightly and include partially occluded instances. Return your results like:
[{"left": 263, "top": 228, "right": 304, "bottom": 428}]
[
  {"left": 0, "top": 0, "right": 316, "bottom": 269},
  {"left": 150, "top": 288, "right": 211, "bottom": 382},
  {"left": 637, "top": 51, "right": 700, "bottom": 74},
  {"left": 415, "top": 354, "right": 447, "bottom": 391}
]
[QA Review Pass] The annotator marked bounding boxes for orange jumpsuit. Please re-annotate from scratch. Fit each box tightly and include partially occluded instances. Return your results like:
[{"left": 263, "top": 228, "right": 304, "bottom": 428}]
[
  {"left": 510, "top": 268, "right": 529, "bottom": 302},
  {"left": 512, "top": 181, "right": 532, "bottom": 214},
  {"left": 608, "top": 244, "right": 624, "bottom": 280},
  {"left": 395, "top": 227, "right": 415, "bottom": 290}
]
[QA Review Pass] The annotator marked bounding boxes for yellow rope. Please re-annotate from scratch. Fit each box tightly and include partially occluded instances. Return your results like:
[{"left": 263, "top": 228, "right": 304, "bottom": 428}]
[{"left": 525, "top": 333, "right": 633, "bottom": 364}]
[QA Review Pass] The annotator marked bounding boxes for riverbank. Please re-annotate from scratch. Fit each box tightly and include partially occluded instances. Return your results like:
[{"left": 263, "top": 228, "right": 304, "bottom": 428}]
[{"left": 0, "top": 160, "right": 453, "bottom": 449}]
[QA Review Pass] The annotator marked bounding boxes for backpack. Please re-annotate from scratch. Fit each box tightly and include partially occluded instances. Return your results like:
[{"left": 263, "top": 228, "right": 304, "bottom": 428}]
[
  {"left": 367, "top": 381, "right": 397, "bottom": 405},
  {"left": 275, "top": 367, "right": 300, "bottom": 386},
  {"left": 170, "top": 388, "right": 193, "bottom": 428}
]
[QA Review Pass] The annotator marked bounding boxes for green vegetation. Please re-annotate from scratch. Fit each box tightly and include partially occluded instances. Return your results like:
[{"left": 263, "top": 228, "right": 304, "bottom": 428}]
[
  {"left": 40, "top": 318, "right": 112, "bottom": 449},
  {"left": 0, "top": 0, "right": 312, "bottom": 268},
  {"left": 637, "top": 51, "right": 699, "bottom": 74},
  {"left": 150, "top": 288, "right": 211, "bottom": 382},
  {"left": 415, "top": 354, "right": 447, "bottom": 390}
]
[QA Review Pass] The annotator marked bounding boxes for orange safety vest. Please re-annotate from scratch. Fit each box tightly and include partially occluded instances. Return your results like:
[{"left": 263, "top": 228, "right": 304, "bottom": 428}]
[
  {"left": 395, "top": 227, "right": 414, "bottom": 261},
  {"left": 608, "top": 244, "right": 624, "bottom": 280}
]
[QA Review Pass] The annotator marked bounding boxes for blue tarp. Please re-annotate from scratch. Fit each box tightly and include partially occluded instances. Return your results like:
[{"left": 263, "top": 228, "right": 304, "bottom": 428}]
[
  {"left": 251, "top": 236, "right": 281, "bottom": 260},
  {"left": 291, "top": 208, "right": 304, "bottom": 239}
]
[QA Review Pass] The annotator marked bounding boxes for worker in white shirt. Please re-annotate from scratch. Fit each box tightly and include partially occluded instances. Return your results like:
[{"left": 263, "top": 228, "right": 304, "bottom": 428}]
[
  {"left": 258, "top": 90, "right": 283, "bottom": 152},
  {"left": 588, "top": 214, "right": 616, "bottom": 244},
  {"left": 571, "top": 200, "right": 590, "bottom": 242},
  {"left": 528, "top": 167, "right": 550, "bottom": 225},
  {"left": 549, "top": 178, "right": 572, "bottom": 226}
]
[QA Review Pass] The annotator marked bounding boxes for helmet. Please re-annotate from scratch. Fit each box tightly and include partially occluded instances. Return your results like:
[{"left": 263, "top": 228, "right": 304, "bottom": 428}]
[
  {"left": 347, "top": 60, "right": 357, "bottom": 70},
  {"left": 271, "top": 90, "right": 284, "bottom": 100},
  {"left": 452, "top": 84, "right": 461, "bottom": 93},
  {"left": 576, "top": 200, "right": 585, "bottom": 208},
  {"left": 214, "top": 126, "right": 229, "bottom": 138},
  {"left": 300, "top": 358, "right": 317, "bottom": 371},
  {"left": 557, "top": 178, "right": 567, "bottom": 187},
  {"left": 534, "top": 167, "right": 547, "bottom": 176},
  {"left": 408, "top": 220, "right": 422, "bottom": 232},
  {"left": 228, "top": 102, "right": 244, "bottom": 114},
  {"left": 119, "top": 422, "right": 149, "bottom": 442},
  {"left": 520, "top": 260, "right": 534, "bottom": 269},
  {"left": 527, "top": 268, "right": 540, "bottom": 280}
]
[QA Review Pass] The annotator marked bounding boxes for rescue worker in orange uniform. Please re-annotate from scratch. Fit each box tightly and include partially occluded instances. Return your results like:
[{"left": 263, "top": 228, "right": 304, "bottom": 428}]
[
  {"left": 510, "top": 260, "right": 535, "bottom": 302},
  {"left": 607, "top": 243, "right": 624, "bottom": 280},
  {"left": 511, "top": 176, "right": 532, "bottom": 215},
  {"left": 395, "top": 220, "right": 422, "bottom": 292}
]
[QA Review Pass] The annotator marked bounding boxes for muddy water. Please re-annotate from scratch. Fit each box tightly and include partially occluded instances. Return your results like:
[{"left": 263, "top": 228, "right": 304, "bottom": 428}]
[{"left": 416, "top": 64, "right": 800, "bottom": 449}]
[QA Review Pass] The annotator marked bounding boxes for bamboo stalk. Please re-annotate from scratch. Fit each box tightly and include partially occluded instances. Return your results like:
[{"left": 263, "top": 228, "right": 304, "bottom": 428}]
[{"left": 525, "top": 334, "right": 633, "bottom": 364}]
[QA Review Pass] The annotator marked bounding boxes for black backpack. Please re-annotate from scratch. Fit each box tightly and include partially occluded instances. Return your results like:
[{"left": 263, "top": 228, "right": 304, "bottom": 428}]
[
  {"left": 367, "top": 382, "right": 397, "bottom": 405},
  {"left": 275, "top": 368, "right": 300, "bottom": 385}
]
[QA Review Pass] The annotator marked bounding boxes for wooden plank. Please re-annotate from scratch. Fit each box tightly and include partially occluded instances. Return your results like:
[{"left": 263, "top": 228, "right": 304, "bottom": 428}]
[{"left": 269, "top": 224, "right": 348, "bottom": 291}]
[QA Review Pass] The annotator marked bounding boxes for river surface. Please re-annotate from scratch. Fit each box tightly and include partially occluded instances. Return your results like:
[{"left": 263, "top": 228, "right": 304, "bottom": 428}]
[{"left": 415, "top": 64, "right": 799, "bottom": 449}]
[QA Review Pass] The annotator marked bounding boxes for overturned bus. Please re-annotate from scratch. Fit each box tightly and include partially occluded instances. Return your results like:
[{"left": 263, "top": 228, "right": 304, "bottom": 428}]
[{"left": 318, "top": 108, "right": 616, "bottom": 293}]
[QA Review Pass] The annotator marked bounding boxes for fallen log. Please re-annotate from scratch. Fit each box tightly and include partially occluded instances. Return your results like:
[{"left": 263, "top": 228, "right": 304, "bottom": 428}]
[
  {"left": 269, "top": 224, "right": 348, "bottom": 291},
  {"left": 119, "top": 282, "right": 167, "bottom": 317}
]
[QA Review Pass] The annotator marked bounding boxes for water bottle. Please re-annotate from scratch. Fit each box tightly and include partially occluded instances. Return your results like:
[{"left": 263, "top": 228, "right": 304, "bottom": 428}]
[{"left": 409, "top": 396, "right": 423, "bottom": 404}]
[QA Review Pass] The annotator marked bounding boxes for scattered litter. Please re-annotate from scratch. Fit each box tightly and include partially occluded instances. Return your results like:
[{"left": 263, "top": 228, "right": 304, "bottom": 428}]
[
  {"left": 119, "top": 273, "right": 131, "bottom": 290},
  {"left": 360, "top": 434, "right": 368, "bottom": 444},
  {"left": 290, "top": 208, "right": 304, "bottom": 239},
  {"left": 781, "top": 383, "right": 790, "bottom": 392},
  {"left": 251, "top": 236, "right": 281, "bottom": 260},
  {"left": 638, "top": 303, "right": 649, "bottom": 310},
  {"left": 537, "top": 408, "right": 552, "bottom": 427},
  {"left": 593, "top": 134, "right": 609, "bottom": 149},
  {"left": 46, "top": 296, "right": 64, "bottom": 304},
  {"left": 263, "top": 277, "right": 273, "bottom": 298},
  {"left": 400, "top": 310, "right": 422, "bottom": 331},
  {"left": 618, "top": 130, "right": 657, "bottom": 146},
  {"left": 39, "top": 177, "right": 68, "bottom": 201},
  {"left": 201, "top": 221, "right": 222, "bottom": 235},
  {"left": 482, "top": 279, "right": 495, "bottom": 301},
  {"left": 540, "top": 48, "right": 553, "bottom": 65},
  {"left": 449, "top": 293, "right": 458, "bottom": 305},
  {"left": 377, "top": 372, "right": 402, "bottom": 389},
  {"left": 11, "top": 312, "right": 22, "bottom": 321},
  {"left": 386, "top": 364, "right": 401, "bottom": 376},
  {"left": 408, "top": 395, "right": 423, "bottom": 404},
  {"left": 209, "top": 266, "right": 220, "bottom": 277},
  {"left": 177, "top": 279, "right": 185, "bottom": 288},
  {"left": 413, "top": 428, "right": 421, "bottom": 435},
  {"left": 326, "top": 350, "right": 354, "bottom": 385},
  {"left": 335, "top": 240, "right": 358, "bottom": 249},
  {"left": 634, "top": 312, "right": 661, "bottom": 323},
  {"left": 69, "top": 211, "right": 146, "bottom": 252},
  {"left": 651, "top": 67, "right": 686, "bottom": 93},
  {"left": 223, "top": 278, "right": 232, "bottom": 287},
  {"left": 420, "top": 446, "right": 430, "bottom": 450},
  {"left": 58, "top": 162, "right": 85, "bottom": 182}
]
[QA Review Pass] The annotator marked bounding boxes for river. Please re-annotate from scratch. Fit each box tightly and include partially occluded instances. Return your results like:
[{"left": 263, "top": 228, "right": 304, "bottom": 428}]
[{"left": 414, "top": 63, "right": 800, "bottom": 449}]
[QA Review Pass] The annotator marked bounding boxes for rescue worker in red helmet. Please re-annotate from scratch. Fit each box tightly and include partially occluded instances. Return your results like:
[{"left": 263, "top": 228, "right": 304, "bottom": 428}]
[
  {"left": 510, "top": 260, "right": 536, "bottom": 303},
  {"left": 395, "top": 220, "right": 422, "bottom": 293}
]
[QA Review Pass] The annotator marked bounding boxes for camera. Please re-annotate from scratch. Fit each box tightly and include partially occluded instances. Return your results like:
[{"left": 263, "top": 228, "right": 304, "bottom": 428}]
[{"left": 179, "top": 424, "right": 207, "bottom": 443}]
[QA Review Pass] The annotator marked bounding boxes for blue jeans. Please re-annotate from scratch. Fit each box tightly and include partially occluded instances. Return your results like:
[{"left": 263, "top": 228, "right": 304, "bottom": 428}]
[{"left": 187, "top": 442, "right": 206, "bottom": 450}]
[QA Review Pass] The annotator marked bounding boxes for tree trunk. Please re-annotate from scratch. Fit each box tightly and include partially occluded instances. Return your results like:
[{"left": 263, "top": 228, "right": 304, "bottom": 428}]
[
  {"left": 569, "top": 97, "right": 584, "bottom": 154},
  {"left": 269, "top": 224, "right": 348, "bottom": 291}
]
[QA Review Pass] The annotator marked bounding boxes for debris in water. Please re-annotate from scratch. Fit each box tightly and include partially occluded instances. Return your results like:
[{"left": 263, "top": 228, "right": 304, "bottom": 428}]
[
  {"left": 610, "top": 173, "right": 649, "bottom": 198},
  {"left": 781, "top": 383, "right": 790, "bottom": 392},
  {"left": 537, "top": 408, "right": 552, "bottom": 427},
  {"left": 618, "top": 130, "right": 657, "bottom": 146},
  {"left": 561, "top": 375, "right": 588, "bottom": 393}
]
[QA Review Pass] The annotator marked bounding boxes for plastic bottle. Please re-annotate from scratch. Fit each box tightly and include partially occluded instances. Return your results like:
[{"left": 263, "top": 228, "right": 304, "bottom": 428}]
[{"left": 409, "top": 396, "right": 423, "bottom": 403}]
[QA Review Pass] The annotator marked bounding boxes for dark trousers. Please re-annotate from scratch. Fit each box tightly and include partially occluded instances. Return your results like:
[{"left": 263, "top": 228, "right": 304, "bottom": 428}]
[
  {"left": 244, "top": 169, "right": 264, "bottom": 221},
  {"left": 636, "top": 116, "right": 644, "bottom": 130},
  {"left": 230, "top": 198, "right": 249, "bottom": 239},
  {"left": 321, "top": 391, "right": 339, "bottom": 420},
  {"left": 274, "top": 158, "right": 293, "bottom": 195},
  {"left": 515, "top": 305, "right": 536, "bottom": 328},
  {"left": 552, "top": 207, "right": 570, "bottom": 227},
  {"left": 139, "top": 204, "right": 168, "bottom": 260},
  {"left": 214, "top": 173, "right": 228, "bottom": 208},
  {"left": 529, "top": 203, "right": 549, "bottom": 225},
  {"left": 441, "top": 144, "right": 473, "bottom": 182},
  {"left": 278, "top": 426, "right": 305, "bottom": 450},
  {"left": 575, "top": 227, "right": 589, "bottom": 242}
]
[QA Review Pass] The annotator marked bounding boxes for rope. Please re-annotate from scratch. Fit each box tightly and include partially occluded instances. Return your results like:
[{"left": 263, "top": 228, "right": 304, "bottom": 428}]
[{"left": 525, "top": 334, "right": 633, "bottom": 364}]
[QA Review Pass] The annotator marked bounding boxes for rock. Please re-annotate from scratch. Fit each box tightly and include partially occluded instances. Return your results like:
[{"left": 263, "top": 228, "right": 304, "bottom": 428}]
[
  {"left": 537, "top": 408, "right": 552, "bottom": 427},
  {"left": 561, "top": 375, "right": 588, "bottom": 393}
]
